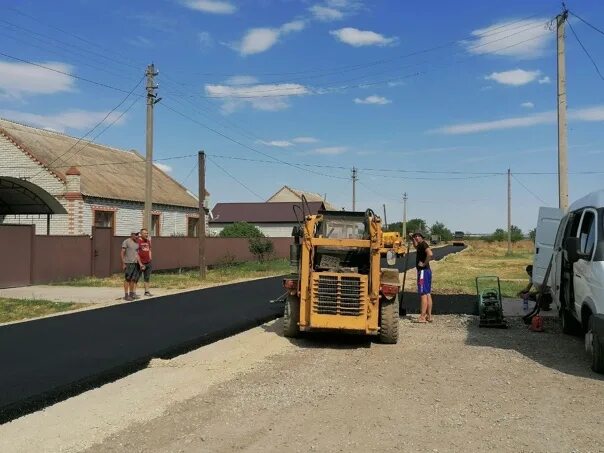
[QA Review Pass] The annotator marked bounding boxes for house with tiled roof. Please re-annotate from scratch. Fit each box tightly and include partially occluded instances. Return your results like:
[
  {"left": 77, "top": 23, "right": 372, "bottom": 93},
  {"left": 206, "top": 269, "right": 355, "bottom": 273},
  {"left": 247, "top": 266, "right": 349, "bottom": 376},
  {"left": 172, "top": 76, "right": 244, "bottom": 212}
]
[
  {"left": 267, "top": 185, "right": 338, "bottom": 210},
  {"left": 0, "top": 118, "right": 207, "bottom": 236},
  {"left": 209, "top": 201, "right": 325, "bottom": 237}
]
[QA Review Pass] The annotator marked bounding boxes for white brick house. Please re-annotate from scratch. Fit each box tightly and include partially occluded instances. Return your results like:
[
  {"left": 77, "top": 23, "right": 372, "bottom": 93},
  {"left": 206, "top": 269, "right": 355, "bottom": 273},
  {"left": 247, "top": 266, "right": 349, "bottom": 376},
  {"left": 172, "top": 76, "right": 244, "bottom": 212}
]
[{"left": 0, "top": 118, "right": 206, "bottom": 236}]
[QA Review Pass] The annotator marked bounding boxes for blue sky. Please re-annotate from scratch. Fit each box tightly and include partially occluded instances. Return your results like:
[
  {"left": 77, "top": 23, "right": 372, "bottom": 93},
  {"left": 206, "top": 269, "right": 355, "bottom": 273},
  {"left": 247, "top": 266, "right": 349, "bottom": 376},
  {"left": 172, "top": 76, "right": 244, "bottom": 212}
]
[{"left": 2, "top": 0, "right": 604, "bottom": 233}]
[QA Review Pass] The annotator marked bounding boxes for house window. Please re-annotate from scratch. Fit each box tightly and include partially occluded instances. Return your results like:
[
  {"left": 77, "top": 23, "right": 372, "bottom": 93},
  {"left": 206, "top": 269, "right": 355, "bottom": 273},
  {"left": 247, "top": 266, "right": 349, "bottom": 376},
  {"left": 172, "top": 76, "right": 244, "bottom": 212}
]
[
  {"left": 188, "top": 217, "right": 199, "bottom": 237},
  {"left": 94, "top": 210, "right": 114, "bottom": 229},
  {"left": 151, "top": 214, "right": 161, "bottom": 236}
]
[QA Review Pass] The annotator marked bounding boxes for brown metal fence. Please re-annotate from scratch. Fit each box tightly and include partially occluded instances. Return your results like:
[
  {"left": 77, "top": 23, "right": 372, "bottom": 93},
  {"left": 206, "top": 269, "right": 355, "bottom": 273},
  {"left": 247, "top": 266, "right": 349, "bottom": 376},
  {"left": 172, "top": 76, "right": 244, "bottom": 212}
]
[{"left": 0, "top": 225, "right": 292, "bottom": 288}]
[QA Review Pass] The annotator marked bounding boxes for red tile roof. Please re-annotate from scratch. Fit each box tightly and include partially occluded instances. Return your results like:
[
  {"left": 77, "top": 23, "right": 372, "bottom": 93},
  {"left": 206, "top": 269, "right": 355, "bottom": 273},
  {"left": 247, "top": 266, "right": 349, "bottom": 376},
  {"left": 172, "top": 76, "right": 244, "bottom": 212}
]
[{"left": 210, "top": 201, "right": 325, "bottom": 223}]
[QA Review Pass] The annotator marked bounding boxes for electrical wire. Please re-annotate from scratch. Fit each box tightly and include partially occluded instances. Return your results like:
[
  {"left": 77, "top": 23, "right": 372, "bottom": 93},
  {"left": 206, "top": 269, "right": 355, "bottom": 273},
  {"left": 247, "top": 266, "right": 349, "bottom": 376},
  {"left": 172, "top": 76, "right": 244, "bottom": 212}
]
[
  {"left": 569, "top": 10, "right": 604, "bottom": 37},
  {"left": 567, "top": 20, "right": 604, "bottom": 81},
  {"left": 511, "top": 173, "right": 548, "bottom": 204},
  {"left": 207, "top": 156, "right": 263, "bottom": 200},
  {"left": 28, "top": 74, "right": 145, "bottom": 180}
]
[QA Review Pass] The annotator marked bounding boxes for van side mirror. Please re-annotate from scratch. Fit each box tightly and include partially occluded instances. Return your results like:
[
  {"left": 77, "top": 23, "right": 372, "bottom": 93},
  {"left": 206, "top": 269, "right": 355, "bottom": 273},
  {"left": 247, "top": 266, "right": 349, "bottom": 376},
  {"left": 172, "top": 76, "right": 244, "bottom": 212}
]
[{"left": 565, "top": 237, "right": 588, "bottom": 262}]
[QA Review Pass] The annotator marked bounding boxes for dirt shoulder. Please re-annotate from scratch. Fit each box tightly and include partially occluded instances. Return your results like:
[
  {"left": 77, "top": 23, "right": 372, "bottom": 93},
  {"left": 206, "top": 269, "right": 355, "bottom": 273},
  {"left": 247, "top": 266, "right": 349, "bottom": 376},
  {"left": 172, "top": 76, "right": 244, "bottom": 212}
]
[{"left": 3, "top": 316, "right": 602, "bottom": 453}]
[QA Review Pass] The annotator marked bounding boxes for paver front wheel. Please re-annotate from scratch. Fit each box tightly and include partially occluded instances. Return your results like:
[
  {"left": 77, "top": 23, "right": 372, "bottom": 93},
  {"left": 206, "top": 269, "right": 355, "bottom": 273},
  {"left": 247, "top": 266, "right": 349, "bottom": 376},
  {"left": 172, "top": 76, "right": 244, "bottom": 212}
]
[
  {"left": 379, "top": 295, "right": 399, "bottom": 344},
  {"left": 283, "top": 295, "right": 300, "bottom": 338}
]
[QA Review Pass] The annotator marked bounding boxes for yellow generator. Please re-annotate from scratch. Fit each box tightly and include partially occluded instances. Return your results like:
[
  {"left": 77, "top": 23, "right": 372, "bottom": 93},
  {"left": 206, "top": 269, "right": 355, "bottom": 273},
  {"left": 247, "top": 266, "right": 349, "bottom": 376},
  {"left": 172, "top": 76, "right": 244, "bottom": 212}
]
[
  {"left": 381, "top": 231, "right": 405, "bottom": 256},
  {"left": 282, "top": 209, "right": 400, "bottom": 343}
]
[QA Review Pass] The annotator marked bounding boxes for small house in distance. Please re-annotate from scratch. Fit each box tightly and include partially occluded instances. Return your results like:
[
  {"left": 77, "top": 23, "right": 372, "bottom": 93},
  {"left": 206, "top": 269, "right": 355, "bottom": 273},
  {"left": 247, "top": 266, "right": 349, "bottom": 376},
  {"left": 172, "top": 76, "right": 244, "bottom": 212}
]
[
  {"left": 267, "top": 185, "right": 338, "bottom": 210},
  {"left": 209, "top": 201, "right": 325, "bottom": 237}
]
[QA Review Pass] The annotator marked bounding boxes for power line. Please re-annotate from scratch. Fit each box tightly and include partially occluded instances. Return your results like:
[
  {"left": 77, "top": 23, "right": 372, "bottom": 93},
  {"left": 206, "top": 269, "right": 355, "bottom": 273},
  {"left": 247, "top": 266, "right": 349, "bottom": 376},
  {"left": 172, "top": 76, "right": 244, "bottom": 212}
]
[
  {"left": 511, "top": 173, "right": 548, "bottom": 204},
  {"left": 28, "top": 75, "right": 145, "bottom": 180},
  {"left": 207, "top": 156, "right": 263, "bottom": 200},
  {"left": 0, "top": 51, "right": 145, "bottom": 96},
  {"left": 569, "top": 10, "right": 604, "bottom": 37},
  {"left": 567, "top": 19, "right": 604, "bottom": 81},
  {"left": 159, "top": 101, "right": 349, "bottom": 181}
]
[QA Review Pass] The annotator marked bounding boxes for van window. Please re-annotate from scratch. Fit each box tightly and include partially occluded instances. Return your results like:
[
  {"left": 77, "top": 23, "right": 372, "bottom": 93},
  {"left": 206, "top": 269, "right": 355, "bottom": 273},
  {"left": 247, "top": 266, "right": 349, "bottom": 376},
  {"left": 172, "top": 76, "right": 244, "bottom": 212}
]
[
  {"left": 554, "top": 215, "right": 568, "bottom": 249},
  {"left": 569, "top": 211, "right": 582, "bottom": 238},
  {"left": 579, "top": 211, "right": 596, "bottom": 257}
]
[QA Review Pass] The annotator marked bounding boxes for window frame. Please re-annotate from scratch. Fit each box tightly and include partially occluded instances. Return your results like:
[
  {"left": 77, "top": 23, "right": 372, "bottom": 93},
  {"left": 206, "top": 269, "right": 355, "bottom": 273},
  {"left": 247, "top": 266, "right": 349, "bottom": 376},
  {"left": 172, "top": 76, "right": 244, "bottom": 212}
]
[{"left": 577, "top": 208, "right": 598, "bottom": 260}]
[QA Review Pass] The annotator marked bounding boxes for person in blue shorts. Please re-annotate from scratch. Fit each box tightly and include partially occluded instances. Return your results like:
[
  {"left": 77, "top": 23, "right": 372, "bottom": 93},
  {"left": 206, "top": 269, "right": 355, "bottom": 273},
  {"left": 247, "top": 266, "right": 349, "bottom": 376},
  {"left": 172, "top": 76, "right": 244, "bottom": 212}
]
[{"left": 411, "top": 231, "right": 434, "bottom": 323}]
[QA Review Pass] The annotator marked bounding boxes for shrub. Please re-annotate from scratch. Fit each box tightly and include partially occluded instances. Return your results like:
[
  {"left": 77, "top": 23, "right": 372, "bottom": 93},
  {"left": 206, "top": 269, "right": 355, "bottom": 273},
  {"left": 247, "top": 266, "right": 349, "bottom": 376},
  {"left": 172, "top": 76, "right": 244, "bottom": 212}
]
[
  {"left": 248, "top": 237, "right": 274, "bottom": 262},
  {"left": 219, "top": 222, "right": 264, "bottom": 238}
]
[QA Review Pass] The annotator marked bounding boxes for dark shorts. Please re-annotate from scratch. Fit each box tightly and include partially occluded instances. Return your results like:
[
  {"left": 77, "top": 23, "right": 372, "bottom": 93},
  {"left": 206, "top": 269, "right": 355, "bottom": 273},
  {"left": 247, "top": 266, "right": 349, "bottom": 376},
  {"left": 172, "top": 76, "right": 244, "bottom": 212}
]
[
  {"left": 417, "top": 268, "right": 432, "bottom": 295},
  {"left": 141, "top": 262, "right": 152, "bottom": 283},
  {"left": 124, "top": 263, "right": 140, "bottom": 282}
]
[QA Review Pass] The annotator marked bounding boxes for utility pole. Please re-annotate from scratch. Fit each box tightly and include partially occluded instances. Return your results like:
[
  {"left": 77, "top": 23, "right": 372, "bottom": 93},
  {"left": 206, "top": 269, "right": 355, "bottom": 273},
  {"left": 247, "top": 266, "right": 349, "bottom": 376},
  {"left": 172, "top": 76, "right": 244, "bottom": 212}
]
[
  {"left": 198, "top": 151, "right": 207, "bottom": 279},
  {"left": 557, "top": 7, "right": 569, "bottom": 211},
  {"left": 144, "top": 63, "right": 159, "bottom": 232},
  {"left": 382, "top": 204, "right": 388, "bottom": 229},
  {"left": 507, "top": 168, "right": 512, "bottom": 255},
  {"left": 351, "top": 167, "right": 357, "bottom": 211},
  {"left": 402, "top": 192, "right": 408, "bottom": 239}
]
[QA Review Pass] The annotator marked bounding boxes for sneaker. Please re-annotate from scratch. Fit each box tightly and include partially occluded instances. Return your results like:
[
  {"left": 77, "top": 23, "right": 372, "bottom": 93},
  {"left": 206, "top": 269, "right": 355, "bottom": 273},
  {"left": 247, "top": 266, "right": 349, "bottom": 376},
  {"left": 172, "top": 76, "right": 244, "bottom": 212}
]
[
  {"left": 124, "top": 295, "right": 133, "bottom": 301},
  {"left": 144, "top": 291, "right": 153, "bottom": 297},
  {"left": 130, "top": 293, "right": 141, "bottom": 300}
]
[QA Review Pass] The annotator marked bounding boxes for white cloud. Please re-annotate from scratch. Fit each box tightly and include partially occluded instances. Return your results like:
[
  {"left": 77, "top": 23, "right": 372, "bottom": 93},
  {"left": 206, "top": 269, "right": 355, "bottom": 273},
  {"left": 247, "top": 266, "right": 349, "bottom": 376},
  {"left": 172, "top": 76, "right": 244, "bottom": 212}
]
[
  {"left": 310, "top": 146, "right": 348, "bottom": 155},
  {"left": 310, "top": 5, "right": 344, "bottom": 21},
  {"left": 292, "top": 136, "right": 319, "bottom": 143},
  {"left": 236, "top": 20, "right": 305, "bottom": 56},
  {"left": 462, "top": 18, "right": 553, "bottom": 59},
  {"left": 330, "top": 27, "right": 397, "bottom": 47},
  {"left": 180, "top": 0, "right": 236, "bottom": 14},
  {"left": 387, "top": 80, "right": 405, "bottom": 87},
  {"left": 153, "top": 162, "right": 173, "bottom": 173},
  {"left": 484, "top": 69, "right": 541, "bottom": 86},
  {"left": 257, "top": 140, "right": 294, "bottom": 148},
  {"left": 538, "top": 76, "right": 551, "bottom": 84},
  {"left": 198, "top": 32, "right": 214, "bottom": 51},
  {"left": 0, "top": 61, "right": 75, "bottom": 98},
  {"left": 205, "top": 78, "right": 309, "bottom": 113},
  {"left": 127, "top": 36, "right": 152, "bottom": 47},
  {"left": 432, "top": 105, "right": 604, "bottom": 135},
  {"left": 281, "top": 20, "right": 306, "bottom": 33},
  {"left": 0, "top": 109, "right": 127, "bottom": 133},
  {"left": 354, "top": 95, "right": 392, "bottom": 105},
  {"left": 521, "top": 102, "right": 534, "bottom": 108}
]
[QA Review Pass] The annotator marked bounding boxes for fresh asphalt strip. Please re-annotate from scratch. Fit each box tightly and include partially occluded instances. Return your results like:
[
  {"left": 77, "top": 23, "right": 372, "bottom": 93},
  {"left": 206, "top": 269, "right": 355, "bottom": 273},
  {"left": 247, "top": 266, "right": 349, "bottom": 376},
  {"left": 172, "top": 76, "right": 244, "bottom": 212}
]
[{"left": 0, "top": 245, "right": 466, "bottom": 424}]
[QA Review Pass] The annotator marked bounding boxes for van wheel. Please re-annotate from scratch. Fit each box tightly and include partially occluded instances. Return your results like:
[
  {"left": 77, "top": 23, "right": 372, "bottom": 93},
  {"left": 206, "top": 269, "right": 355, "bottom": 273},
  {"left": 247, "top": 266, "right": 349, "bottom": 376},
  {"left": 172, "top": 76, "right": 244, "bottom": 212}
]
[
  {"left": 379, "top": 295, "right": 399, "bottom": 344},
  {"left": 587, "top": 316, "right": 604, "bottom": 374},
  {"left": 560, "top": 307, "right": 581, "bottom": 336},
  {"left": 283, "top": 295, "right": 300, "bottom": 338}
]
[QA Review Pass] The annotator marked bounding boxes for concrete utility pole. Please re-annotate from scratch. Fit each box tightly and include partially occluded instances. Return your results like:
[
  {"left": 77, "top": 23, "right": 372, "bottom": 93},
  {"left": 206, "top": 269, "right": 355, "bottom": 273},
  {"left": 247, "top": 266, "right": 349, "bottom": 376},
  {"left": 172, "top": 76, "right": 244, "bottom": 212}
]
[
  {"left": 382, "top": 204, "right": 388, "bottom": 229},
  {"left": 402, "top": 192, "right": 408, "bottom": 239},
  {"left": 507, "top": 168, "right": 512, "bottom": 255},
  {"left": 144, "top": 63, "right": 159, "bottom": 232},
  {"left": 351, "top": 167, "right": 357, "bottom": 211},
  {"left": 198, "top": 151, "right": 206, "bottom": 280},
  {"left": 557, "top": 8, "right": 569, "bottom": 211}
]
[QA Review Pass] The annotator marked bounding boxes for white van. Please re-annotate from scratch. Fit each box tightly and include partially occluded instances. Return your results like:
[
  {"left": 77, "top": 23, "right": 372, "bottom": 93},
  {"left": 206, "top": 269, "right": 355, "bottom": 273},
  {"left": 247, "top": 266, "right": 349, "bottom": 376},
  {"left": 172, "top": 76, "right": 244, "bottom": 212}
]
[{"left": 536, "top": 190, "right": 604, "bottom": 373}]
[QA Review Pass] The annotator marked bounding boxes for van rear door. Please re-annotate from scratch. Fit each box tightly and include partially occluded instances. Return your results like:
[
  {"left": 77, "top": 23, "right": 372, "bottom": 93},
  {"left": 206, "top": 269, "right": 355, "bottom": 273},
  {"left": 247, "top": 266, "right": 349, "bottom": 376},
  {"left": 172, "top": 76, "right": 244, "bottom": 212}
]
[{"left": 533, "top": 207, "right": 564, "bottom": 287}]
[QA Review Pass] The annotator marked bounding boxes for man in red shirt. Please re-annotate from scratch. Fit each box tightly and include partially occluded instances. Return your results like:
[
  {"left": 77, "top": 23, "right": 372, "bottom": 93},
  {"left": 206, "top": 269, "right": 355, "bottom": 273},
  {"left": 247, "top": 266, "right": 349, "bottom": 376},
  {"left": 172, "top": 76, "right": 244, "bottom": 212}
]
[{"left": 137, "top": 228, "right": 153, "bottom": 296}]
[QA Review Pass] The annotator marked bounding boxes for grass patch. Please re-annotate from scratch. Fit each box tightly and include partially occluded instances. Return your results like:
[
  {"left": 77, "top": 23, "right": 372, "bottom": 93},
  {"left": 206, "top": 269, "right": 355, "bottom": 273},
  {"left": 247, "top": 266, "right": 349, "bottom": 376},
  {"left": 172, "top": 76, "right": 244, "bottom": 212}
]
[
  {"left": 0, "top": 298, "right": 84, "bottom": 324},
  {"left": 404, "top": 240, "right": 534, "bottom": 298},
  {"left": 54, "top": 259, "right": 290, "bottom": 290}
]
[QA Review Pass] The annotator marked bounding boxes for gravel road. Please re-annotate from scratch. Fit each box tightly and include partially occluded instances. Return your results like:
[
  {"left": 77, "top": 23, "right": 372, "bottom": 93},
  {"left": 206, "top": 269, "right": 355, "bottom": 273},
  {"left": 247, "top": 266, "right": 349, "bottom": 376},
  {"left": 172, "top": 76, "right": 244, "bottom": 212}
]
[{"left": 70, "top": 316, "right": 604, "bottom": 453}]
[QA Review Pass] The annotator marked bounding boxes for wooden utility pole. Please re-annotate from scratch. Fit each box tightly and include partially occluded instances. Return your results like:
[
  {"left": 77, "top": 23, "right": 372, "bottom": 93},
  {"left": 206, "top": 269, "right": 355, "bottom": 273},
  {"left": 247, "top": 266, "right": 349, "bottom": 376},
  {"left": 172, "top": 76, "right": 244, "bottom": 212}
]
[
  {"left": 198, "top": 151, "right": 206, "bottom": 279},
  {"left": 382, "top": 203, "right": 388, "bottom": 229},
  {"left": 402, "top": 192, "right": 408, "bottom": 239},
  {"left": 351, "top": 167, "right": 357, "bottom": 211},
  {"left": 144, "top": 63, "right": 159, "bottom": 231},
  {"left": 507, "top": 168, "right": 512, "bottom": 255},
  {"left": 557, "top": 8, "right": 569, "bottom": 211}
]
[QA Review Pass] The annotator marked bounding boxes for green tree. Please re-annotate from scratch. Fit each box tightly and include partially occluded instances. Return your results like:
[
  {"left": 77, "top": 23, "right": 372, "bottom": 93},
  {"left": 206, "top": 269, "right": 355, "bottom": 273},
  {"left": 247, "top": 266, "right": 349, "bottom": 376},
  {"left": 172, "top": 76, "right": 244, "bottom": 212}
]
[
  {"left": 511, "top": 225, "right": 524, "bottom": 242},
  {"left": 248, "top": 237, "right": 274, "bottom": 262},
  {"left": 430, "top": 221, "right": 453, "bottom": 241},
  {"left": 407, "top": 218, "right": 427, "bottom": 236},
  {"left": 491, "top": 228, "right": 506, "bottom": 242},
  {"left": 528, "top": 228, "right": 536, "bottom": 242},
  {"left": 219, "top": 222, "right": 264, "bottom": 238}
]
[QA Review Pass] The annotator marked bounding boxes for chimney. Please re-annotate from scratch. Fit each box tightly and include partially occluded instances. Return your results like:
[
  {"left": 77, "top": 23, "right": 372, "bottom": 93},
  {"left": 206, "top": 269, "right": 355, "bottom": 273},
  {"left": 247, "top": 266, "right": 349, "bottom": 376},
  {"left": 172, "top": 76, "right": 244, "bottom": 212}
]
[{"left": 65, "top": 166, "right": 81, "bottom": 195}]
